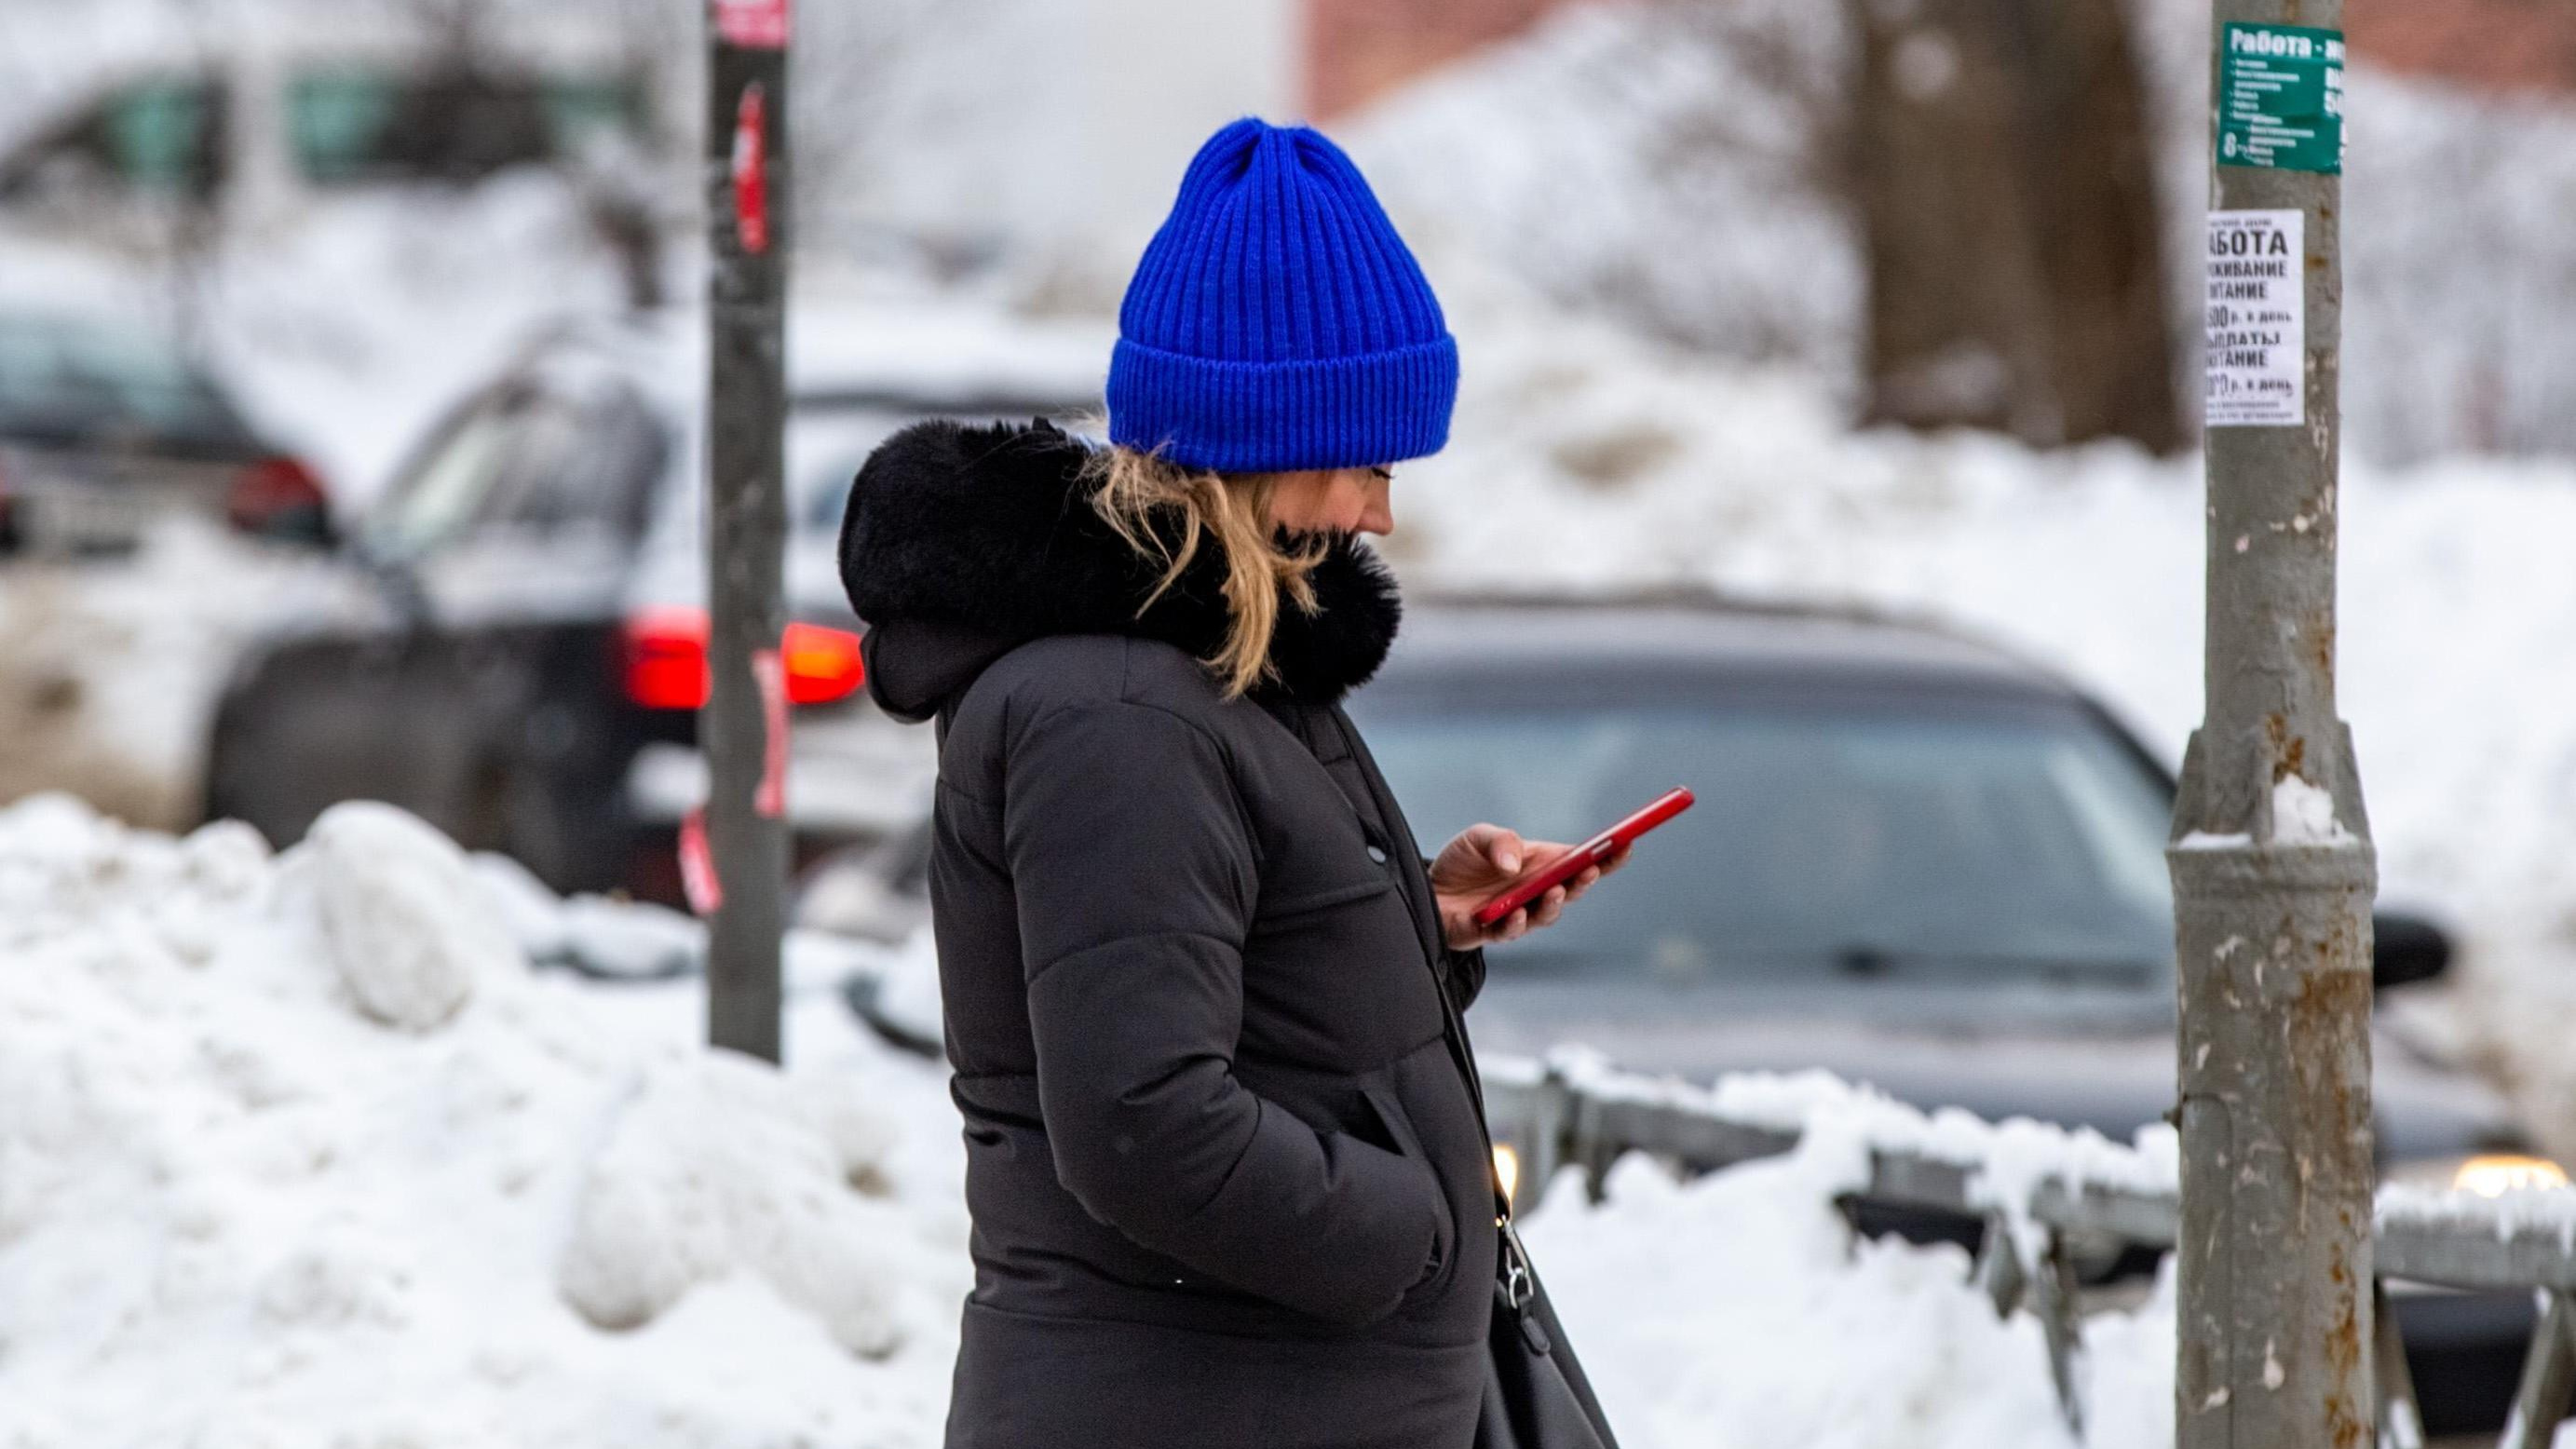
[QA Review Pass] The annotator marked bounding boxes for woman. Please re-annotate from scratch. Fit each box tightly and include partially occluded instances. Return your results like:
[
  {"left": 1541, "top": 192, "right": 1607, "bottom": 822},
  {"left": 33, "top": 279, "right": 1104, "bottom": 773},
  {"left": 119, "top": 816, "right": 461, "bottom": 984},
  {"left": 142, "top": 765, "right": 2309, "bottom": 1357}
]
[{"left": 839, "top": 117, "right": 1620, "bottom": 1449}]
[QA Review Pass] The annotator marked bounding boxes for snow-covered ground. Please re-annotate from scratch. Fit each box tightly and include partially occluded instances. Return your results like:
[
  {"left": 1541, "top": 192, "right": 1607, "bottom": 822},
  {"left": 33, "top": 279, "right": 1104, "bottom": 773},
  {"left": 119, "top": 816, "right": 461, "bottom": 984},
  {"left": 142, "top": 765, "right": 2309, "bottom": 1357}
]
[{"left": 0, "top": 792, "right": 2179, "bottom": 1449}]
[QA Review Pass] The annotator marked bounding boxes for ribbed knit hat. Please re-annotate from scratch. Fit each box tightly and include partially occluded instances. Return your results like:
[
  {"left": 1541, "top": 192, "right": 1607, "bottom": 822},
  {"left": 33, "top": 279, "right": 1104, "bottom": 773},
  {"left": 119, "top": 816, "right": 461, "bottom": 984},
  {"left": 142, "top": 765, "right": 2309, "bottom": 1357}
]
[{"left": 1107, "top": 117, "right": 1458, "bottom": 474}]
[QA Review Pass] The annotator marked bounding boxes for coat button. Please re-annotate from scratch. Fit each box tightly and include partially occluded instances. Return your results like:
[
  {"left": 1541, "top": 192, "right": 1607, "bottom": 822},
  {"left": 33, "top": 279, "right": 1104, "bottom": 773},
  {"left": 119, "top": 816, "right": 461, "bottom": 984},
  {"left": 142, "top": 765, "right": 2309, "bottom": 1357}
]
[{"left": 1365, "top": 845, "right": 1389, "bottom": 864}]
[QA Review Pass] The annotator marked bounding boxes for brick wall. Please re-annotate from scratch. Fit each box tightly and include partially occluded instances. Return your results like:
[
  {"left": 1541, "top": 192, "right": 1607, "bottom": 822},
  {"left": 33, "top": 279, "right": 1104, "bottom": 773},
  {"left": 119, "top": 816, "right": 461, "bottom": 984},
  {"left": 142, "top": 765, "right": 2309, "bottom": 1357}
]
[
  {"left": 1305, "top": 0, "right": 1602, "bottom": 119},
  {"left": 2349, "top": 0, "right": 2576, "bottom": 95}
]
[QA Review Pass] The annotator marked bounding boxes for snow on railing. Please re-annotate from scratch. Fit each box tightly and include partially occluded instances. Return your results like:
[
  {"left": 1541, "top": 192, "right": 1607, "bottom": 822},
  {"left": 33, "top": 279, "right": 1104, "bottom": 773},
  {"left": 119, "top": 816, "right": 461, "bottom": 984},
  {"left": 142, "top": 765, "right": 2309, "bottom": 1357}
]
[{"left": 1482, "top": 1047, "right": 2576, "bottom": 1449}]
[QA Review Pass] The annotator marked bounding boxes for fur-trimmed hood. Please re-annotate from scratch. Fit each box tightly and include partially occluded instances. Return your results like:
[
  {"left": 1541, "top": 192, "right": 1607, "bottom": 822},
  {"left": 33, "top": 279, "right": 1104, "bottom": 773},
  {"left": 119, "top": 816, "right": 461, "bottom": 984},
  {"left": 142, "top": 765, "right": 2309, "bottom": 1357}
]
[{"left": 836, "top": 417, "right": 1403, "bottom": 722}]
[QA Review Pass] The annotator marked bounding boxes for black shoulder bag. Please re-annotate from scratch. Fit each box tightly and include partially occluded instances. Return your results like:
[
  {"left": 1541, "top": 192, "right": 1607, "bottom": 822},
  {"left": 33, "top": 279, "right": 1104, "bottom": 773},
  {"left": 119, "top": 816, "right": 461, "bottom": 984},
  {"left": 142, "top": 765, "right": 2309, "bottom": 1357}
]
[{"left": 1437, "top": 964, "right": 1622, "bottom": 1449}]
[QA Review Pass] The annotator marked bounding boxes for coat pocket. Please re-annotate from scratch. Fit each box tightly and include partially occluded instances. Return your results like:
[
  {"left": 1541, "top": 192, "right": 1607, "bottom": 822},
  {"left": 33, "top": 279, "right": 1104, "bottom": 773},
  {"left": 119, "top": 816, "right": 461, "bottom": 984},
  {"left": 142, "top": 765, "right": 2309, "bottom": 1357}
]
[
  {"left": 1255, "top": 872, "right": 1394, "bottom": 922},
  {"left": 1362, "top": 1084, "right": 1457, "bottom": 1297}
]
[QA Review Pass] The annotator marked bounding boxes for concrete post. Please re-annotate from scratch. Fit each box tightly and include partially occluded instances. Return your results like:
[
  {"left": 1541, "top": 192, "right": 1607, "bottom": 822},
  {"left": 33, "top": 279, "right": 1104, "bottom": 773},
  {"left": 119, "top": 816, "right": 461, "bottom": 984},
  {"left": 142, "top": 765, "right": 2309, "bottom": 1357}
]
[{"left": 2170, "top": 3, "right": 2374, "bottom": 1445}]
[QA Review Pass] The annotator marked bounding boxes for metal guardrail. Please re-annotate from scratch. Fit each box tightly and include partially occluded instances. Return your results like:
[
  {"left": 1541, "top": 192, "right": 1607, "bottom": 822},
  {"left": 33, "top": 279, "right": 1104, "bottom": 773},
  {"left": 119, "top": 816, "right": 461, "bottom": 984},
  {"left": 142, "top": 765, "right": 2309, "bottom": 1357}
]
[{"left": 1481, "top": 1050, "right": 2576, "bottom": 1449}]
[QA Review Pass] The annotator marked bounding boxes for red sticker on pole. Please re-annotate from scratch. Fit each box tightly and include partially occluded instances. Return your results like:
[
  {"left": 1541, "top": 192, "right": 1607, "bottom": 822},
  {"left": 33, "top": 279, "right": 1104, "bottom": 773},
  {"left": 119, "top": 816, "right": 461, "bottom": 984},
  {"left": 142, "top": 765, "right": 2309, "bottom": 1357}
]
[
  {"left": 713, "top": 0, "right": 790, "bottom": 48},
  {"left": 731, "top": 83, "right": 770, "bottom": 256},
  {"left": 679, "top": 806, "right": 723, "bottom": 916},
  {"left": 753, "top": 647, "right": 790, "bottom": 819}
]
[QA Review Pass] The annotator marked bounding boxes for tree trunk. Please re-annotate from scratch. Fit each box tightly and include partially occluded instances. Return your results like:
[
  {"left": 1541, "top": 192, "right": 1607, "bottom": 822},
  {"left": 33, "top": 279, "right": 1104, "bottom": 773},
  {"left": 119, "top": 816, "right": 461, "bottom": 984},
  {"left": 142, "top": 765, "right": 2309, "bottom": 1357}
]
[{"left": 1851, "top": 0, "right": 2180, "bottom": 452}]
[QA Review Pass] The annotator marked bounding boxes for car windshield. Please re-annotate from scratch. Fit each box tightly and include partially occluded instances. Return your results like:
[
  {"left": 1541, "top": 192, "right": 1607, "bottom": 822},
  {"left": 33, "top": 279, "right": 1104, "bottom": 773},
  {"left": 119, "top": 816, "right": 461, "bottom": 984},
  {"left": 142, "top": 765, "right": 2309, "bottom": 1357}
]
[
  {"left": 1348, "top": 690, "right": 2177, "bottom": 992},
  {"left": 0, "top": 315, "right": 256, "bottom": 455},
  {"left": 287, "top": 67, "right": 647, "bottom": 185}
]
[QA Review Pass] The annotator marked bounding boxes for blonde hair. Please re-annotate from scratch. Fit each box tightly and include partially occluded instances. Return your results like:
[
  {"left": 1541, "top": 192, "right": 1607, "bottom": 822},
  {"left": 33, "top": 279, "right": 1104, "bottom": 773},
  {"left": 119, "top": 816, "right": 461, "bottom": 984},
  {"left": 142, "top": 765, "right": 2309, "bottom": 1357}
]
[{"left": 1079, "top": 440, "right": 1326, "bottom": 698}]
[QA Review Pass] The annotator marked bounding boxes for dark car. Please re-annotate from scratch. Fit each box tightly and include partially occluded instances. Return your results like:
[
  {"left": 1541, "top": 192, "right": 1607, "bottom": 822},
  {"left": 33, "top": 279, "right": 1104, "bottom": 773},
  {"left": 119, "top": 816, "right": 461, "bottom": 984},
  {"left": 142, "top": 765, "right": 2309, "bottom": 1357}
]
[
  {"left": 820, "top": 591, "right": 2548, "bottom": 1434},
  {"left": 0, "top": 311, "right": 331, "bottom": 554},
  {"left": 203, "top": 309, "right": 1102, "bottom": 897}
]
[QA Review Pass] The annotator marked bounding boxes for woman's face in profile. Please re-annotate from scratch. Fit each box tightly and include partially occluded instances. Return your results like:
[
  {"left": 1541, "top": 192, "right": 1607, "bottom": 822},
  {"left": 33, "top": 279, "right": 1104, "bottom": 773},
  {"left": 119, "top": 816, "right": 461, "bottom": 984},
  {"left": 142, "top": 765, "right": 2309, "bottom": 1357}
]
[{"left": 1266, "top": 466, "right": 1395, "bottom": 537}]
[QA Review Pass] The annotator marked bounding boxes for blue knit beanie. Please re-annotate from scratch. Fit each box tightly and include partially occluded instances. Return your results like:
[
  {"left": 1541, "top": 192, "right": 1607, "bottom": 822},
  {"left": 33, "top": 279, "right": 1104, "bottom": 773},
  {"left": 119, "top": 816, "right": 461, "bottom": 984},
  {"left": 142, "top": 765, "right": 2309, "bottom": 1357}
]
[{"left": 1107, "top": 117, "right": 1458, "bottom": 474}]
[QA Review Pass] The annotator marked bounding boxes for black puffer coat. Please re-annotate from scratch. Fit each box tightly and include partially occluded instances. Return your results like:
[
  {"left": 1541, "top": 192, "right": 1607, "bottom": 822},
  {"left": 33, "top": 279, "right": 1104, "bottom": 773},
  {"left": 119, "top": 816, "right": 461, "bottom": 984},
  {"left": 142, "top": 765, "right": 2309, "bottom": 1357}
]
[{"left": 839, "top": 418, "right": 1501, "bottom": 1449}]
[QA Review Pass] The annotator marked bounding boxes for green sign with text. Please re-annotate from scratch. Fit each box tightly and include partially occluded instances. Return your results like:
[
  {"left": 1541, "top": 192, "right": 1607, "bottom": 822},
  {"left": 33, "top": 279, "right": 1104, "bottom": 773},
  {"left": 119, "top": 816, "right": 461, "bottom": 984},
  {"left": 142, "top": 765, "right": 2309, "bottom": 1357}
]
[{"left": 2217, "top": 22, "right": 2344, "bottom": 174}]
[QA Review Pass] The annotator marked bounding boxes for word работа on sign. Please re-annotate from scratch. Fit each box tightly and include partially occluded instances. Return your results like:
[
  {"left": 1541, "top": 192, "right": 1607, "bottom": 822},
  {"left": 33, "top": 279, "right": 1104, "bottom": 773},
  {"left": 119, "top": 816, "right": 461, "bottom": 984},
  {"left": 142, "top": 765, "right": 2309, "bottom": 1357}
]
[
  {"left": 2205, "top": 209, "right": 2304, "bottom": 428},
  {"left": 2217, "top": 22, "right": 2344, "bottom": 174}
]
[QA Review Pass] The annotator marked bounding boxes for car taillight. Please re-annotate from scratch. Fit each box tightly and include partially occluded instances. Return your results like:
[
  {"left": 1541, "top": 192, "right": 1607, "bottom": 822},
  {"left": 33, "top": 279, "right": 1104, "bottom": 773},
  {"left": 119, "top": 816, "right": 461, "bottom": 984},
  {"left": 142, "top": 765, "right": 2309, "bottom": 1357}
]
[
  {"left": 623, "top": 607, "right": 712, "bottom": 710},
  {"left": 781, "top": 619, "right": 866, "bottom": 703},
  {"left": 619, "top": 607, "right": 867, "bottom": 710},
  {"left": 228, "top": 455, "right": 332, "bottom": 540}
]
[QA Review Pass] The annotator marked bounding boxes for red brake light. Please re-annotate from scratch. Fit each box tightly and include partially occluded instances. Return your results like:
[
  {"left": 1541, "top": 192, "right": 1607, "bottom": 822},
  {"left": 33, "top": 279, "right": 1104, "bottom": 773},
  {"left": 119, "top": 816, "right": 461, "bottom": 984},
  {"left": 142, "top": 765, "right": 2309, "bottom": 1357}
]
[
  {"left": 781, "top": 621, "right": 865, "bottom": 704},
  {"left": 622, "top": 606, "right": 712, "bottom": 710},
  {"left": 228, "top": 455, "right": 332, "bottom": 535},
  {"left": 619, "top": 608, "right": 866, "bottom": 711}
]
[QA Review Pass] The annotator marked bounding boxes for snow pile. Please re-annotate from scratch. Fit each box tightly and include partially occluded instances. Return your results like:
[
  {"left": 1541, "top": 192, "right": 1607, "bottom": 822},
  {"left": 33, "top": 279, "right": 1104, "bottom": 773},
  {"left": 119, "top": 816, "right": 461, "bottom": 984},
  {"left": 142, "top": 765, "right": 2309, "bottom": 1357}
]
[
  {"left": 0, "top": 790, "right": 2200, "bottom": 1447},
  {"left": 0, "top": 792, "right": 969, "bottom": 1447},
  {"left": 556, "top": 1050, "right": 910, "bottom": 1356},
  {"left": 1522, "top": 1150, "right": 2174, "bottom": 1449},
  {"left": 304, "top": 802, "right": 516, "bottom": 1029}
]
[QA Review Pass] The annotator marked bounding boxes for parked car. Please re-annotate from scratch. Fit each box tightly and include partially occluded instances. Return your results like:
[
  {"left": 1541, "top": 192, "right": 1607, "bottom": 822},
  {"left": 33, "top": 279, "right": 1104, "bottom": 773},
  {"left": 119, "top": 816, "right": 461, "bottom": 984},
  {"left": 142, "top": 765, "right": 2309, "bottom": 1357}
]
[
  {"left": 203, "top": 305, "right": 1105, "bottom": 898},
  {"left": 815, "top": 591, "right": 2546, "bottom": 1435},
  {"left": 0, "top": 15, "right": 656, "bottom": 238},
  {"left": 0, "top": 309, "right": 330, "bottom": 554}
]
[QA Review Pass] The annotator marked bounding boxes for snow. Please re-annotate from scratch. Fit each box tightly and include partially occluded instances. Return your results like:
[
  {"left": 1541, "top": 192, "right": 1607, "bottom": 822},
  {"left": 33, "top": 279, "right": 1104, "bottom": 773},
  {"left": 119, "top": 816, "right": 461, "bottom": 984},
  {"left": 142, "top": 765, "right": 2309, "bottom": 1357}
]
[
  {"left": 0, "top": 792, "right": 2203, "bottom": 1447},
  {"left": 301, "top": 801, "right": 516, "bottom": 1030},
  {"left": 2378, "top": 1182, "right": 2576, "bottom": 1251},
  {"left": 869, "top": 928, "right": 949, "bottom": 1052},
  {"left": 1547, "top": 1048, "right": 2178, "bottom": 1271},
  {"left": 0, "top": 792, "right": 975, "bottom": 1447},
  {"left": 2269, "top": 774, "right": 2355, "bottom": 846},
  {"left": 555, "top": 1050, "right": 910, "bottom": 1357},
  {"left": 1521, "top": 1147, "right": 2173, "bottom": 1449}
]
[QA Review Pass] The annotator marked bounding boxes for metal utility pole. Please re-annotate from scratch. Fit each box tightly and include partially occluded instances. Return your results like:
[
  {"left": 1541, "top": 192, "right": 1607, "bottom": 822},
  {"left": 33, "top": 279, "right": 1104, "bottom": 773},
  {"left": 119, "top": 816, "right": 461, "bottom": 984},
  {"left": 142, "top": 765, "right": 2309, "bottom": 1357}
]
[
  {"left": 698, "top": 0, "right": 793, "bottom": 1062},
  {"left": 2171, "top": 4, "right": 2372, "bottom": 1447}
]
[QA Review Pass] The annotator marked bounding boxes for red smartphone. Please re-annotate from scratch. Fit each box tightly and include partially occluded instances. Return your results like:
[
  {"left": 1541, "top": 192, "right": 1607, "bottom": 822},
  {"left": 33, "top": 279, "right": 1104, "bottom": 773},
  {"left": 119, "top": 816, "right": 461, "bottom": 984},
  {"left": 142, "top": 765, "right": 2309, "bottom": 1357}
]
[{"left": 1470, "top": 787, "right": 1695, "bottom": 929}]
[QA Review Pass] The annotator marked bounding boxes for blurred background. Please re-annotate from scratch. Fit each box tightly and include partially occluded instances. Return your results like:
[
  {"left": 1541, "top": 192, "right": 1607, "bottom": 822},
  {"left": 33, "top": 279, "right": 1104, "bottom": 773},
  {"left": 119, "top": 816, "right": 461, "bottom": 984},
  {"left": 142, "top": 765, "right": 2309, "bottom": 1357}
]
[{"left": 4, "top": 0, "right": 2574, "bottom": 1442}]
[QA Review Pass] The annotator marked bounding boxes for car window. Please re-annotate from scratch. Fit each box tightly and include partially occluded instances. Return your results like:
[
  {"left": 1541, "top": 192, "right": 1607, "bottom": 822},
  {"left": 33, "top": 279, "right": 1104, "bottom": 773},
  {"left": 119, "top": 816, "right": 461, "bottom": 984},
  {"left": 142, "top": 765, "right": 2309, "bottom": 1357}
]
[
  {"left": 0, "top": 76, "right": 225, "bottom": 203},
  {"left": 1348, "top": 694, "right": 2177, "bottom": 991},
  {"left": 363, "top": 383, "right": 664, "bottom": 559},
  {"left": 481, "top": 390, "right": 664, "bottom": 538},
  {"left": 363, "top": 397, "right": 522, "bottom": 559},
  {"left": 287, "top": 66, "right": 647, "bottom": 185},
  {"left": 0, "top": 314, "right": 256, "bottom": 454}
]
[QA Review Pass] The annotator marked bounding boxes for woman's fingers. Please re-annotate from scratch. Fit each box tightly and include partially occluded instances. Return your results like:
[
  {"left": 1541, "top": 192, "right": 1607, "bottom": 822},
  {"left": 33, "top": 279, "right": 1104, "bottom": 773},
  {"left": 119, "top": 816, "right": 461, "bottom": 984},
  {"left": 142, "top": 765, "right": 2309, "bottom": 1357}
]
[{"left": 1529, "top": 884, "right": 1570, "bottom": 928}]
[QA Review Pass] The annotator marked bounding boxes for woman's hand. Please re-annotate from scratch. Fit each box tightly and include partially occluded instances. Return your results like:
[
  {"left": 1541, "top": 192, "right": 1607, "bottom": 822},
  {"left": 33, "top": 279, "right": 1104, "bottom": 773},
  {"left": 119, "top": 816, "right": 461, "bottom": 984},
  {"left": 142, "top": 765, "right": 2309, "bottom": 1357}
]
[{"left": 1429, "top": 823, "right": 1631, "bottom": 951}]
